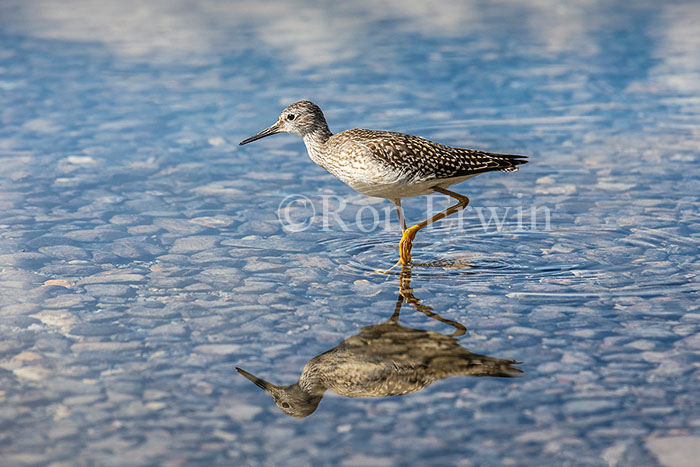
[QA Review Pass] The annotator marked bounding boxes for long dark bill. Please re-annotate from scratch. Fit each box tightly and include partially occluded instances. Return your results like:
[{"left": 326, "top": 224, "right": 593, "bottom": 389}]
[
  {"left": 239, "top": 123, "right": 280, "bottom": 145},
  {"left": 236, "top": 367, "right": 274, "bottom": 392}
]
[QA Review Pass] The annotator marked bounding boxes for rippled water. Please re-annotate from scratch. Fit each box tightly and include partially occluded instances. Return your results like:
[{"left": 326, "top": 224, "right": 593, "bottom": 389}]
[{"left": 1, "top": 1, "right": 699, "bottom": 465}]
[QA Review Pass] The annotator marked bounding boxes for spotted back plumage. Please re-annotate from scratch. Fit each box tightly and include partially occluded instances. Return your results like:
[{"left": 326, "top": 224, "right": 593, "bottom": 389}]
[{"left": 333, "top": 129, "right": 527, "bottom": 183}]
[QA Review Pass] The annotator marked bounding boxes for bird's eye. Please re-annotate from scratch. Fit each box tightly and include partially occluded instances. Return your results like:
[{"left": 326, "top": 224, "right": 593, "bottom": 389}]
[
  {"left": 287, "top": 114, "right": 295, "bottom": 121},
  {"left": 281, "top": 402, "right": 291, "bottom": 408}
]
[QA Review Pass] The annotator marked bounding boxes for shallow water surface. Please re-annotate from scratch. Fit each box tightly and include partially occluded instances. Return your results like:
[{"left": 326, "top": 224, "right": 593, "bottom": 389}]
[{"left": 0, "top": 1, "right": 699, "bottom": 465}]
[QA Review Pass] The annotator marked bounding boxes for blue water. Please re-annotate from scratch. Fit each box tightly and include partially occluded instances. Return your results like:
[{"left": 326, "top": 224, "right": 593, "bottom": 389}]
[{"left": 1, "top": 1, "right": 699, "bottom": 465}]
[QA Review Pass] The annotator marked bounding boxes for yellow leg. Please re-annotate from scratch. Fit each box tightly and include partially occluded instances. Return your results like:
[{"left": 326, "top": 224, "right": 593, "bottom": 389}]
[
  {"left": 398, "top": 187, "right": 470, "bottom": 264},
  {"left": 399, "top": 225, "right": 420, "bottom": 264}
]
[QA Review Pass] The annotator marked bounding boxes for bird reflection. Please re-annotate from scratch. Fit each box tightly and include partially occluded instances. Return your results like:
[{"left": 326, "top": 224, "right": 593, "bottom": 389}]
[{"left": 236, "top": 266, "right": 522, "bottom": 418}]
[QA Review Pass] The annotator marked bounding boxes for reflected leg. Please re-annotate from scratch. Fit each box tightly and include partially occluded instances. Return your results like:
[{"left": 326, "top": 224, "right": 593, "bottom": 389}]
[{"left": 398, "top": 264, "right": 466, "bottom": 335}]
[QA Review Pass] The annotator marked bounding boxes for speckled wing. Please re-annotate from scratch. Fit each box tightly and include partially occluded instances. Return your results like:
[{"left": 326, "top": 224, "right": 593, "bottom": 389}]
[
  {"left": 428, "top": 353, "right": 524, "bottom": 379},
  {"left": 344, "top": 130, "right": 528, "bottom": 182}
]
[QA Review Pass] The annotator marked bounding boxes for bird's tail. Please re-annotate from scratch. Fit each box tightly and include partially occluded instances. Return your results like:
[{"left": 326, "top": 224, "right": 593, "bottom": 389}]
[
  {"left": 490, "top": 152, "right": 528, "bottom": 172},
  {"left": 432, "top": 355, "right": 524, "bottom": 378}
]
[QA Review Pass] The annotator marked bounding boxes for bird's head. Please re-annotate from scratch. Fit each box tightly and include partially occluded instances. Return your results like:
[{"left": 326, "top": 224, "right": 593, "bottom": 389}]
[
  {"left": 239, "top": 101, "right": 328, "bottom": 145},
  {"left": 236, "top": 367, "right": 322, "bottom": 418}
]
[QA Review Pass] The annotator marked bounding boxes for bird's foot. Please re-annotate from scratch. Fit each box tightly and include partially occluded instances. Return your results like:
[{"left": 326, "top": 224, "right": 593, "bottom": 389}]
[
  {"left": 399, "top": 227, "right": 419, "bottom": 264},
  {"left": 374, "top": 260, "right": 402, "bottom": 275}
]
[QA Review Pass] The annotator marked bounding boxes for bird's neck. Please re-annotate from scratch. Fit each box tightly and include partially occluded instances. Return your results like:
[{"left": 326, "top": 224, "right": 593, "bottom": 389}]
[
  {"left": 298, "top": 361, "right": 328, "bottom": 395},
  {"left": 302, "top": 126, "right": 332, "bottom": 164}
]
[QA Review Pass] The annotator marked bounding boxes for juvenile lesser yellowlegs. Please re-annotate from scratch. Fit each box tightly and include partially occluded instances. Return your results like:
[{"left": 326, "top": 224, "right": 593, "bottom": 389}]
[{"left": 240, "top": 101, "right": 527, "bottom": 264}]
